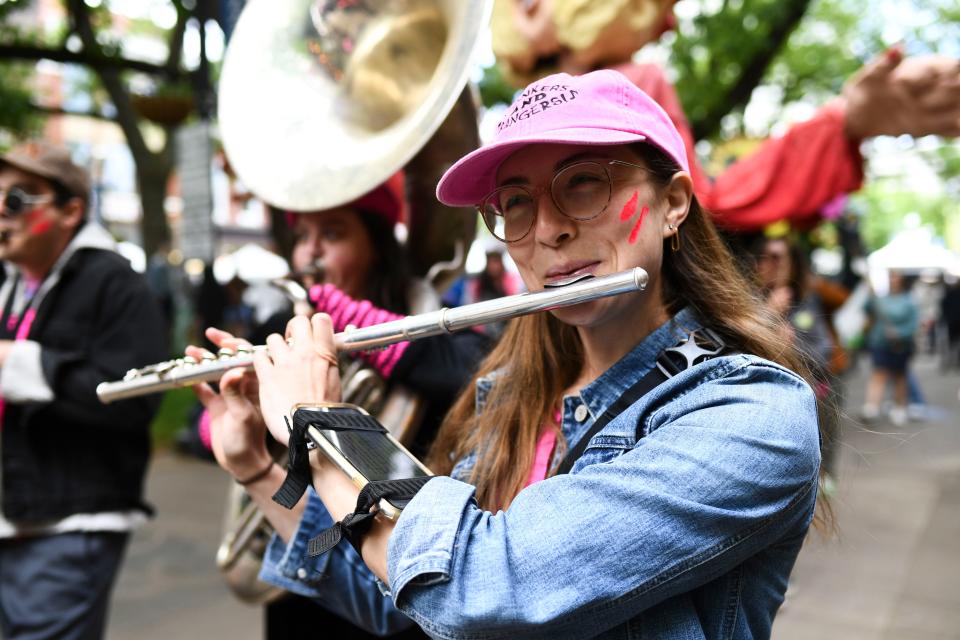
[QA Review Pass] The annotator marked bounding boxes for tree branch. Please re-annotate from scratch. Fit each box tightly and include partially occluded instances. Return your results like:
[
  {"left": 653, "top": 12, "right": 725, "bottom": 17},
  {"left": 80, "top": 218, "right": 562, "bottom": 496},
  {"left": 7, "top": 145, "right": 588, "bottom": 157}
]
[
  {"left": 0, "top": 43, "right": 186, "bottom": 79},
  {"left": 165, "top": 0, "right": 190, "bottom": 74},
  {"left": 692, "top": 0, "right": 813, "bottom": 141},
  {"left": 66, "top": 0, "right": 151, "bottom": 160},
  {"left": 30, "top": 102, "right": 114, "bottom": 122}
]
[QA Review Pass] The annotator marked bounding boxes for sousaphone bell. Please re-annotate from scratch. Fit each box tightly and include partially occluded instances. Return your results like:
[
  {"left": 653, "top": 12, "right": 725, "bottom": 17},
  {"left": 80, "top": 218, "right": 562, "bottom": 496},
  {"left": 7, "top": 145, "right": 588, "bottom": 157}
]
[
  {"left": 214, "top": 0, "right": 491, "bottom": 604},
  {"left": 218, "top": 0, "right": 489, "bottom": 215}
]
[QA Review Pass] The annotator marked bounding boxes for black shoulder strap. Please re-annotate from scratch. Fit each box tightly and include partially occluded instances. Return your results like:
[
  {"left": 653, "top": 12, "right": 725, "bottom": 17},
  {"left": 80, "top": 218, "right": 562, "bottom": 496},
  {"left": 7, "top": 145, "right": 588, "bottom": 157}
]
[
  {"left": 555, "top": 328, "right": 728, "bottom": 476},
  {"left": 555, "top": 367, "right": 666, "bottom": 475}
]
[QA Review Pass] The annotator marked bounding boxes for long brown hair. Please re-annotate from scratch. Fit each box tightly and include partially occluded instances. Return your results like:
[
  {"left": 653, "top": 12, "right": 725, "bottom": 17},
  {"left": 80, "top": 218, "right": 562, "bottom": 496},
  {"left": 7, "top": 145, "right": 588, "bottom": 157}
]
[{"left": 428, "top": 143, "right": 826, "bottom": 521}]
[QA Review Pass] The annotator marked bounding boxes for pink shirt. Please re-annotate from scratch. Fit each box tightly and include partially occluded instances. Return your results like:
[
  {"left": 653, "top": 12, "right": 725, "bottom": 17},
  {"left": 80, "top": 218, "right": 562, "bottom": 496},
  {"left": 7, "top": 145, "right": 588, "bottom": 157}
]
[{"left": 525, "top": 409, "right": 560, "bottom": 487}]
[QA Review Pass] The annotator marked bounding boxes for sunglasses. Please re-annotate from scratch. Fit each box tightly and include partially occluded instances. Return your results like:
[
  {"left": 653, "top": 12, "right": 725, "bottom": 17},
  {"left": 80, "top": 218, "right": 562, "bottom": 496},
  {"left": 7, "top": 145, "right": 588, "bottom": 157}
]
[{"left": 1, "top": 187, "right": 53, "bottom": 218}]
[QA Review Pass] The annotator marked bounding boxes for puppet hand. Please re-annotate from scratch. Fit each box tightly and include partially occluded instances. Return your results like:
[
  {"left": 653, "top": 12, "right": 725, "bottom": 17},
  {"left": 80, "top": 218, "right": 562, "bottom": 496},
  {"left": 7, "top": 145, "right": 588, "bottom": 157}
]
[{"left": 842, "top": 47, "right": 960, "bottom": 139}]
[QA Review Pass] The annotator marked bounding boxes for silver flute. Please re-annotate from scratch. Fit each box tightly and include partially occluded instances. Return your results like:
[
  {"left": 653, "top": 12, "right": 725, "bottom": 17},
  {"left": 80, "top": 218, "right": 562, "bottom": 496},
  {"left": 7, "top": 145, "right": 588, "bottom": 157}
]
[{"left": 97, "top": 267, "right": 648, "bottom": 403}]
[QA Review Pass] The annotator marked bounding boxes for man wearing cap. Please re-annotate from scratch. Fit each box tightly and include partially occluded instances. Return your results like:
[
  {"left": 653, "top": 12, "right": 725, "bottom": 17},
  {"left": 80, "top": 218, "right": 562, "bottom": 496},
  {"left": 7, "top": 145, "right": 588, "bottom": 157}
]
[{"left": 0, "top": 142, "right": 167, "bottom": 639}]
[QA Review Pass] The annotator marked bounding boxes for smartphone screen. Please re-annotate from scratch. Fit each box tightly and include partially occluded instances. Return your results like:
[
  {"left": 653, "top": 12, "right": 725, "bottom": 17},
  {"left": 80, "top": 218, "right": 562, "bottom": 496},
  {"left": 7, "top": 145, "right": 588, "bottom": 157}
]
[{"left": 315, "top": 428, "right": 430, "bottom": 482}]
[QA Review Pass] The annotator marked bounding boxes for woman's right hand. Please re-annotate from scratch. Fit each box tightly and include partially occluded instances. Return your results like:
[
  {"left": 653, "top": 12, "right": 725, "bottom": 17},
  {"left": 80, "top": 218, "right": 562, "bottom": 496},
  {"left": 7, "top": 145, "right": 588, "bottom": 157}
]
[
  {"left": 189, "top": 328, "right": 274, "bottom": 483},
  {"left": 252, "top": 314, "right": 343, "bottom": 447}
]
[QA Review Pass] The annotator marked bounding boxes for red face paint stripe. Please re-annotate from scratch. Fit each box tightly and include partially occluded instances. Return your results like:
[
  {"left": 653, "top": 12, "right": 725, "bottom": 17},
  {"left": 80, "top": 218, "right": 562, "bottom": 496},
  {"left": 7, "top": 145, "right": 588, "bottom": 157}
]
[
  {"left": 619, "top": 191, "right": 639, "bottom": 221},
  {"left": 628, "top": 205, "right": 649, "bottom": 244},
  {"left": 29, "top": 220, "right": 53, "bottom": 235},
  {"left": 23, "top": 208, "right": 51, "bottom": 235}
]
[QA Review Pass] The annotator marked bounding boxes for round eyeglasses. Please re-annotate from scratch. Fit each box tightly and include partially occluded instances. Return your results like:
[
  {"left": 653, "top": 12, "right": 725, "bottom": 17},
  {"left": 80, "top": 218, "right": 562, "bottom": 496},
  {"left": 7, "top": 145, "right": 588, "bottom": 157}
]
[
  {"left": 478, "top": 160, "right": 649, "bottom": 243},
  {"left": 1, "top": 187, "right": 53, "bottom": 218}
]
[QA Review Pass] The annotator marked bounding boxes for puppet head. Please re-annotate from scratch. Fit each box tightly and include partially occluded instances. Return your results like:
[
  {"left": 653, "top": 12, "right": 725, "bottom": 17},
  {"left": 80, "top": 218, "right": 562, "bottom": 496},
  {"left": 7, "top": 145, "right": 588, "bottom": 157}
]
[{"left": 491, "top": 0, "right": 677, "bottom": 85}]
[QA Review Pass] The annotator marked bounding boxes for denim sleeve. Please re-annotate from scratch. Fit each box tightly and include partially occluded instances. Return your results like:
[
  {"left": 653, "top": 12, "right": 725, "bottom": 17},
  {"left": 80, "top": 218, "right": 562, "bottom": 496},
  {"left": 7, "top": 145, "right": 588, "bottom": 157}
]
[
  {"left": 259, "top": 488, "right": 417, "bottom": 635},
  {"left": 386, "top": 360, "right": 821, "bottom": 639}
]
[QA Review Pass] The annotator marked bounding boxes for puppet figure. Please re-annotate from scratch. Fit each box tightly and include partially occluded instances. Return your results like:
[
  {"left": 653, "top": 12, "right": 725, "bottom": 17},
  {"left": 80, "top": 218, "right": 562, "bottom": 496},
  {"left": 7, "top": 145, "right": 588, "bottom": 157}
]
[{"left": 491, "top": 0, "right": 960, "bottom": 231}]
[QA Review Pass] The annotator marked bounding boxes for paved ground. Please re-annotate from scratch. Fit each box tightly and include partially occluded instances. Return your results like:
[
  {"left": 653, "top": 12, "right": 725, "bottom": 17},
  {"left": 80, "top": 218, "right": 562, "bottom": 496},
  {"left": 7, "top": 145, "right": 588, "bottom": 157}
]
[
  {"left": 773, "top": 354, "right": 960, "bottom": 640},
  {"left": 107, "top": 354, "right": 960, "bottom": 639}
]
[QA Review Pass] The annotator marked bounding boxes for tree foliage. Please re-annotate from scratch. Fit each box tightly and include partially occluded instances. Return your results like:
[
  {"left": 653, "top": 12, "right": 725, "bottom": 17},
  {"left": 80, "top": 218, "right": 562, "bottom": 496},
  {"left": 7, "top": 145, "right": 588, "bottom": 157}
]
[
  {"left": 0, "top": 0, "right": 43, "bottom": 142},
  {"left": 0, "top": 0, "right": 205, "bottom": 256},
  {"left": 669, "top": 0, "right": 960, "bottom": 142},
  {"left": 669, "top": 0, "right": 814, "bottom": 141},
  {"left": 853, "top": 179, "right": 955, "bottom": 251}
]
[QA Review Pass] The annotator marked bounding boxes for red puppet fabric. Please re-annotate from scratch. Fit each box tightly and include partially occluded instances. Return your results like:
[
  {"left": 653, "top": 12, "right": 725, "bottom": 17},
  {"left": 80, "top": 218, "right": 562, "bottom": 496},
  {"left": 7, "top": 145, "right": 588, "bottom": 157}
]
[{"left": 614, "top": 62, "right": 864, "bottom": 231}]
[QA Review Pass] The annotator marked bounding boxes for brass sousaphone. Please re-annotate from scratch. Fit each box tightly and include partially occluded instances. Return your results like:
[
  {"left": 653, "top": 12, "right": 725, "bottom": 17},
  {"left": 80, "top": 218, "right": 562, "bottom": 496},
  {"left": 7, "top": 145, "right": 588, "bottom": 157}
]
[
  {"left": 219, "top": 0, "right": 490, "bottom": 277},
  {"left": 215, "top": 0, "right": 490, "bottom": 604}
]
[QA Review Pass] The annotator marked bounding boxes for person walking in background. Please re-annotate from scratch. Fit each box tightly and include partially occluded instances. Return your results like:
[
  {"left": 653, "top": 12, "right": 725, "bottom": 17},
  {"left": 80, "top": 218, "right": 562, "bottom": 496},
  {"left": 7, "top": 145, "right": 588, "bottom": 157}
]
[
  {"left": 0, "top": 142, "right": 167, "bottom": 639},
  {"left": 939, "top": 273, "right": 960, "bottom": 369},
  {"left": 862, "top": 271, "right": 920, "bottom": 426},
  {"left": 753, "top": 235, "right": 840, "bottom": 480}
]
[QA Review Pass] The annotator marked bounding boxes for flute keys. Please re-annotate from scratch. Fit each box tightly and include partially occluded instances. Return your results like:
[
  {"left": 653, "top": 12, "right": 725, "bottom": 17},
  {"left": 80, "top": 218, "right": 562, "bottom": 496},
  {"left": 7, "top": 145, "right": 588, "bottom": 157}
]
[{"left": 217, "top": 347, "right": 236, "bottom": 359}]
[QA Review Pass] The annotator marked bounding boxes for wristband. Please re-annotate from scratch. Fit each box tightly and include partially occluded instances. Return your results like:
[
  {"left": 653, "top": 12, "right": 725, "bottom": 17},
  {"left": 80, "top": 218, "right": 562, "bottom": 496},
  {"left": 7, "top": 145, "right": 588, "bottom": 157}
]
[
  {"left": 307, "top": 476, "right": 433, "bottom": 557},
  {"left": 235, "top": 459, "right": 275, "bottom": 486}
]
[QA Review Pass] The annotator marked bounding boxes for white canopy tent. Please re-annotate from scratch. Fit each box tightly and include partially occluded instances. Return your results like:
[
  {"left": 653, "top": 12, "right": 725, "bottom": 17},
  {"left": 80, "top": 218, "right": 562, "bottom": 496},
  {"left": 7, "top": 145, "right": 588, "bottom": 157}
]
[
  {"left": 213, "top": 243, "right": 290, "bottom": 284},
  {"left": 867, "top": 227, "right": 960, "bottom": 294},
  {"left": 867, "top": 227, "right": 960, "bottom": 274}
]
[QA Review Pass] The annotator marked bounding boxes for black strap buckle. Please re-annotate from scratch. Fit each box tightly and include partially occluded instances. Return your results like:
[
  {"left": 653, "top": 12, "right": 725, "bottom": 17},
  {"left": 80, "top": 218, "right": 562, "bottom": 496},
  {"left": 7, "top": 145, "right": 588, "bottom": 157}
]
[{"left": 655, "top": 327, "right": 727, "bottom": 379}]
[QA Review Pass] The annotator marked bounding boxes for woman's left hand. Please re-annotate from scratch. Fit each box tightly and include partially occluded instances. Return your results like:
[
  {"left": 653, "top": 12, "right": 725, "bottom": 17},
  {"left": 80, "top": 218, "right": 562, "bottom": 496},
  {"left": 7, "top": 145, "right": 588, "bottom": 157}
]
[{"left": 253, "top": 313, "right": 343, "bottom": 446}]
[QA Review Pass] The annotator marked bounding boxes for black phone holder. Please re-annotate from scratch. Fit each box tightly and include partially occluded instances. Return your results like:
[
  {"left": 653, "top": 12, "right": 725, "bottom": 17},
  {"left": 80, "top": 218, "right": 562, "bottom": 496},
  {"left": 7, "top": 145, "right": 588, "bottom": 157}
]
[
  {"left": 307, "top": 476, "right": 432, "bottom": 557},
  {"left": 272, "top": 406, "right": 388, "bottom": 508},
  {"left": 272, "top": 405, "right": 432, "bottom": 555}
]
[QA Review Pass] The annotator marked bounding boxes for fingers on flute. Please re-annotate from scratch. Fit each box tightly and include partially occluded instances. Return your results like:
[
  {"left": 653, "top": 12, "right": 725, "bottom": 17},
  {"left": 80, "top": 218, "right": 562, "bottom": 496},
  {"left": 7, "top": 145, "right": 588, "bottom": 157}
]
[
  {"left": 286, "top": 315, "right": 314, "bottom": 353},
  {"left": 220, "top": 367, "right": 247, "bottom": 392},
  {"left": 192, "top": 381, "right": 217, "bottom": 406},
  {"left": 264, "top": 332, "right": 289, "bottom": 361},
  {"left": 311, "top": 313, "right": 336, "bottom": 352},
  {"left": 184, "top": 344, "right": 212, "bottom": 360},
  {"left": 251, "top": 347, "right": 272, "bottom": 380},
  {"left": 205, "top": 326, "right": 238, "bottom": 347}
]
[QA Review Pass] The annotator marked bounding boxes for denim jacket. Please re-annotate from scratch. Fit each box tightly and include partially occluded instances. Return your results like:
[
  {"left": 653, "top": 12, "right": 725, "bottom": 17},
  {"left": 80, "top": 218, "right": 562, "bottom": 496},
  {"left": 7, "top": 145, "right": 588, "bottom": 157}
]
[{"left": 260, "top": 308, "right": 821, "bottom": 639}]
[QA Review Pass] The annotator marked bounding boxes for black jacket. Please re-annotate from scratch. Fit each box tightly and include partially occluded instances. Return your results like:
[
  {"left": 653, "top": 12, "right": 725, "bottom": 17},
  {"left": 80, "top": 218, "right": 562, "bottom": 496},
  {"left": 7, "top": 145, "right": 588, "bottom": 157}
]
[{"left": 0, "top": 224, "right": 167, "bottom": 522}]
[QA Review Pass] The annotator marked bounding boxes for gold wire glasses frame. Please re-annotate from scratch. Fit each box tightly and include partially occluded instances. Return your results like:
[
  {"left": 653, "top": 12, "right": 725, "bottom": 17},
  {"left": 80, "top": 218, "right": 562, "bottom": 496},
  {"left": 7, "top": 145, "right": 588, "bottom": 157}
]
[{"left": 478, "top": 159, "right": 650, "bottom": 243}]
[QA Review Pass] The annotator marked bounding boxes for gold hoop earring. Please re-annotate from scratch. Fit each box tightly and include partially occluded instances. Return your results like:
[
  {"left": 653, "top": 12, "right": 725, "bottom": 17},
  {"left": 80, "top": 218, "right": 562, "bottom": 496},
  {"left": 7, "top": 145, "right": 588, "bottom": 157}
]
[{"left": 670, "top": 227, "right": 681, "bottom": 252}]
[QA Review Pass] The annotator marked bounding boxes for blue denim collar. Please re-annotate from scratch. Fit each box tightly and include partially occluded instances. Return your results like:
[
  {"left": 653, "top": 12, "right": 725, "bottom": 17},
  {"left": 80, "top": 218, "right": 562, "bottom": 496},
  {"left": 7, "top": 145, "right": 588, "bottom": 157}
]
[{"left": 575, "top": 306, "right": 702, "bottom": 422}]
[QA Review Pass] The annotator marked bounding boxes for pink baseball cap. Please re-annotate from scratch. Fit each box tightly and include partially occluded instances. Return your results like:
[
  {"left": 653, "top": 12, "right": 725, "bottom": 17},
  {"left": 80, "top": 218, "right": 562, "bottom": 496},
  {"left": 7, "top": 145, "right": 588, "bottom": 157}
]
[
  {"left": 436, "top": 69, "right": 688, "bottom": 206},
  {"left": 286, "top": 170, "right": 407, "bottom": 227}
]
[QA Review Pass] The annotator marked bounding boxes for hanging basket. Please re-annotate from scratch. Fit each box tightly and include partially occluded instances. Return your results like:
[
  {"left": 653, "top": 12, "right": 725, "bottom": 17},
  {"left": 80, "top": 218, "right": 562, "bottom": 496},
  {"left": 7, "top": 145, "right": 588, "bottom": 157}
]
[{"left": 131, "top": 94, "right": 195, "bottom": 126}]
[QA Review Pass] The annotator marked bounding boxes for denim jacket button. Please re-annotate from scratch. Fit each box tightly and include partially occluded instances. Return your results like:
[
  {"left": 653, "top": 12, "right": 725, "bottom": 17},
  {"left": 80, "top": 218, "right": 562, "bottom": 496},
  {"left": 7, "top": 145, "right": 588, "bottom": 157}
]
[
  {"left": 296, "top": 568, "right": 308, "bottom": 579},
  {"left": 574, "top": 404, "right": 589, "bottom": 422}
]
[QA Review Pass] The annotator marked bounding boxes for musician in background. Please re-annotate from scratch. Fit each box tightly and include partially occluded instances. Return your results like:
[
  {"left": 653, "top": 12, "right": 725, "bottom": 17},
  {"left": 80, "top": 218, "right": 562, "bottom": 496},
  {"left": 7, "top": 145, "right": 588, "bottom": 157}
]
[
  {"left": 0, "top": 142, "right": 166, "bottom": 639},
  {"left": 750, "top": 234, "right": 842, "bottom": 485},
  {"left": 193, "top": 172, "right": 490, "bottom": 638},
  {"left": 217, "top": 70, "right": 828, "bottom": 637},
  {"left": 442, "top": 244, "right": 523, "bottom": 338}
]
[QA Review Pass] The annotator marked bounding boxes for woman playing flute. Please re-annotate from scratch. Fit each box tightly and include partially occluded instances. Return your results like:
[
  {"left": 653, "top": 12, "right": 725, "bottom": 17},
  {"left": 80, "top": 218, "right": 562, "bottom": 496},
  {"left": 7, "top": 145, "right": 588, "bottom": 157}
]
[{"left": 210, "top": 69, "right": 824, "bottom": 639}]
